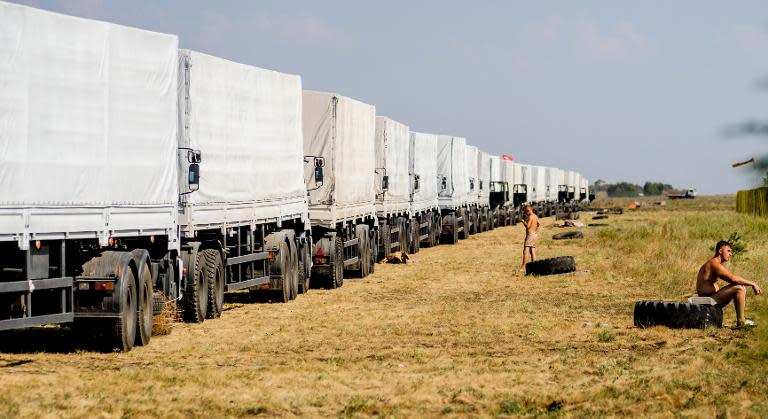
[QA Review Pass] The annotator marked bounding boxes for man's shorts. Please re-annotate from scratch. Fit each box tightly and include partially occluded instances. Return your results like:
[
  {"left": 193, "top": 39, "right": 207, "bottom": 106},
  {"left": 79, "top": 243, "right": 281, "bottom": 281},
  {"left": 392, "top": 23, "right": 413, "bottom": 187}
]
[{"left": 524, "top": 232, "right": 538, "bottom": 248}]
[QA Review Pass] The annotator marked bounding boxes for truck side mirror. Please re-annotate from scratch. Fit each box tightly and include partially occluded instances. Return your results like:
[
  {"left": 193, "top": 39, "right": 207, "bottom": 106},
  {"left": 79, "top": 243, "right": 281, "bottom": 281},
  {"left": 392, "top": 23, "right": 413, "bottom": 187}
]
[
  {"left": 441, "top": 176, "right": 447, "bottom": 190},
  {"left": 188, "top": 163, "right": 200, "bottom": 191},
  {"left": 314, "top": 165, "right": 324, "bottom": 186},
  {"left": 382, "top": 175, "right": 389, "bottom": 191}
]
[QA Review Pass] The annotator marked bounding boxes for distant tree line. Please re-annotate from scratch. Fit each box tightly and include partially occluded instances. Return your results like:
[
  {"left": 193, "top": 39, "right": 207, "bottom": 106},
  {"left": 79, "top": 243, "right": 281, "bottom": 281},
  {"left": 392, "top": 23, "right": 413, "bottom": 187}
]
[{"left": 591, "top": 181, "right": 675, "bottom": 197}]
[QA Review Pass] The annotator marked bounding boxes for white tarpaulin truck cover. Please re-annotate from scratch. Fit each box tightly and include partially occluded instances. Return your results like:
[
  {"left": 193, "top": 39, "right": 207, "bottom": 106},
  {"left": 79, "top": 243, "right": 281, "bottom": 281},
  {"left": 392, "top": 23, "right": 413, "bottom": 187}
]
[
  {"left": 0, "top": 2, "right": 179, "bottom": 249},
  {"left": 490, "top": 156, "right": 503, "bottom": 186},
  {"left": 464, "top": 145, "right": 479, "bottom": 205},
  {"left": 303, "top": 91, "right": 376, "bottom": 227},
  {"left": 502, "top": 159, "right": 515, "bottom": 205},
  {"left": 478, "top": 151, "right": 491, "bottom": 207},
  {"left": 547, "top": 167, "right": 561, "bottom": 201},
  {"left": 533, "top": 166, "right": 547, "bottom": 202},
  {"left": 375, "top": 117, "right": 410, "bottom": 217},
  {"left": 409, "top": 132, "right": 439, "bottom": 214},
  {"left": 177, "top": 50, "right": 306, "bottom": 234},
  {"left": 437, "top": 135, "right": 467, "bottom": 209}
]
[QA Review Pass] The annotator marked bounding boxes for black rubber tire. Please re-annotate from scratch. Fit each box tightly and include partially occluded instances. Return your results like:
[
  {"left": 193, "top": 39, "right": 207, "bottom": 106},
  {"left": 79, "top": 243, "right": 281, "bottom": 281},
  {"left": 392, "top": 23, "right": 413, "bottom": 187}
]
[
  {"left": 397, "top": 217, "right": 407, "bottom": 253},
  {"left": 352, "top": 225, "right": 370, "bottom": 278},
  {"left": 525, "top": 256, "right": 576, "bottom": 276},
  {"left": 592, "top": 215, "right": 608, "bottom": 220},
  {"left": 297, "top": 239, "right": 310, "bottom": 294},
  {"left": 552, "top": 231, "right": 584, "bottom": 240},
  {"left": 441, "top": 213, "right": 459, "bottom": 244},
  {"left": 331, "top": 235, "right": 344, "bottom": 289},
  {"left": 633, "top": 300, "right": 723, "bottom": 329},
  {"left": 380, "top": 222, "right": 391, "bottom": 261},
  {"left": 369, "top": 229, "right": 377, "bottom": 274},
  {"left": 203, "top": 249, "right": 225, "bottom": 319},
  {"left": 182, "top": 249, "right": 208, "bottom": 323},
  {"left": 152, "top": 291, "right": 165, "bottom": 316},
  {"left": 431, "top": 213, "right": 441, "bottom": 246},
  {"left": 111, "top": 268, "right": 137, "bottom": 352},
  {"left": 589, "top": 223, "right": 609, "bottom": 227},
  {"left": 288, "top": 241, "right": 299, "bottom": 300},
  {"left": 272, "top": 241, "right": 292, "bottom": 302},
  {"left": 135, "top": 261, "right": 153, "bottom": 347},
  {"left": 412, "top": 219, "right": 420, "bottom": 254},
  {"left": 458, "top": 208, "right": 468, "bottom": 240}
]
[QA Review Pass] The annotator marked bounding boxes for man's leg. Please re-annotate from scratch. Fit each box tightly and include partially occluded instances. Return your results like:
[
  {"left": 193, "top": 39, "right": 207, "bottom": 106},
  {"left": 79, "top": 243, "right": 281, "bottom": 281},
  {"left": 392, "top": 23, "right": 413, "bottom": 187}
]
[
  {"left": 711, "top": 284, "right": 747, "bottom": 325},
  {"left": 531, "top": 246, "right": 537, "bottom": 262},
  {"left": 519, "top": 246, "right": 528, "bottom": 272}
]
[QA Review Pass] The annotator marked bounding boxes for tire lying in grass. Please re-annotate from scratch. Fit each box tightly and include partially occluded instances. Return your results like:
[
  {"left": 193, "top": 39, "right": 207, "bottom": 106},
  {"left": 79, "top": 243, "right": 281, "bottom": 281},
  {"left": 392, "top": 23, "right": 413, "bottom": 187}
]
[
  {"left": 525, "top": 256, "right": 576, "bottom": 276},
  {"left": 633, "top": 300, "right": 722, "bottom": 329},
  {"left": 592, "top": 215, "right": 608, "bottom": 220},
  {"left": 556, "top": 212, "right": 580, "bottom": 221},
  {"left": 588, "top": 223, "right": 609, "bottom": 227},
  {"left": 552, "top": 231, "right": 584, "bottom": 240}
]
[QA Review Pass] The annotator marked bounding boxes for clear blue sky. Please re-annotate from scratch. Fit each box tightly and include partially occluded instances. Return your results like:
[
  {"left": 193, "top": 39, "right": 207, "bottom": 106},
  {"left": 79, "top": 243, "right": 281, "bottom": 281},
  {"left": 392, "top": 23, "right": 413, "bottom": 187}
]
[{"left": 12, "top": 0, "right": 768, "bottom": 193}]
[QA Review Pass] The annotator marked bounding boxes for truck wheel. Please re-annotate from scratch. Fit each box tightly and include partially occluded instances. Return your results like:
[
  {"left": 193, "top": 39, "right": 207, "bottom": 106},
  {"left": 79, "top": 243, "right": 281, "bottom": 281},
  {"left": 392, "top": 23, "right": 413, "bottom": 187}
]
[
  {"left": 397, "top": 217, "right": 407, "bottom": 253},
  {"left": 111, "top": 268, "right": 138, "bottom": 352},
  {"left": 433, "top": 214, "right": 442, "bottom": 246},
  {"left": 352, "top": 225, "right": 370, "bottom": 278},
  {"left": 288, "top": 241, "right": 299, "bottom": 300},
  {"left": 330, "top": 235, "right": 344, "bottom": 289},
  {"left": 380, "top": 222, "right": 391, "bottom": 261},
  {"left": 369, "top": 229, "right": 377, "bottom": 274},
  {"left": 272, "top": 241, "right": 292, "bottom": 302},
  {"left": 182, "top": 248, "right": 208, "bottom": 323},
  {"left": 203, "top": 249, "right": 225, "bottom": 318},
  {"left": 634, "top": 300, "right": 723, "bottom": 329},
  {"left": 298, "top": 239, "right": 310, "bottom": 294},
  {"left": 525, "top": 256, "right": 576, "bottom": 276},
  {"left": 457, "top": 209, "right": 467, "bottom": 240},
  {"left": 135, "top": 261, "right": 153, "bottom": 346},
  {"left": 412, "top": 219, "right": 420, "bottom": 253},
  {"left": 441, "top": 213, "right": 458, "bottom": 244}
]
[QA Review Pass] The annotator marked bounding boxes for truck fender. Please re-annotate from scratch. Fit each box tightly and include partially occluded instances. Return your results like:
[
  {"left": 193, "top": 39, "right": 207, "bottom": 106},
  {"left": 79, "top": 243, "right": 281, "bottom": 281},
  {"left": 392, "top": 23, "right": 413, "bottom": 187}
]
[{"left": 78, "top": 250, "right": 137, "bottom": 315}]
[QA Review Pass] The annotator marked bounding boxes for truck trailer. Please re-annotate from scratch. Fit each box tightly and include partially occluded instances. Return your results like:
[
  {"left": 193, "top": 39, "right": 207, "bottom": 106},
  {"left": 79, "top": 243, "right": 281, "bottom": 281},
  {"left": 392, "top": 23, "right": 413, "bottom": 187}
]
[
  {"left": 302, "top": 91, "right": 377, "bottom": 286},
  {"left": 374, "top": 117, "right": 412, "bottom": 257},
  {"left": 477, "top": 151, "right": 494, "bottom": 231},
  {"left": 409, "top": 132, "right": 442, "bottom": 249},
  {"left": 436, "top": 135, "right": 469, "bottom": 244}
]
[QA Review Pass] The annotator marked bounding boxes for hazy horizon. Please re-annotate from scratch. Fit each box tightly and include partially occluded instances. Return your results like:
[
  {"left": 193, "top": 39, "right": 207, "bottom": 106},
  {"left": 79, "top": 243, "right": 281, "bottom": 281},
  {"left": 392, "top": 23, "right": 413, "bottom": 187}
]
[{"left": 8, "top": 0, "right": 768, "bottom": 193}]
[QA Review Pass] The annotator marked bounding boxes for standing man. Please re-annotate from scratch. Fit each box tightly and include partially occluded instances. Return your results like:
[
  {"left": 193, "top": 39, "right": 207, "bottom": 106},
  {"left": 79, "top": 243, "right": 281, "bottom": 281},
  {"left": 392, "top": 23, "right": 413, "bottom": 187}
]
[
  {"left": 696, "top": 240, "right": 762, "bottom": 327},
  {"left": 519, "top": 206, "right": 540, "bottom": 272}
]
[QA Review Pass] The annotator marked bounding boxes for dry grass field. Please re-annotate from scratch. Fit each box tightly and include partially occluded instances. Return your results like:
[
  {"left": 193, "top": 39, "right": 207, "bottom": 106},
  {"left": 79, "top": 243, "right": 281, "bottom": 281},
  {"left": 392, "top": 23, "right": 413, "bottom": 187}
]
[{"left": 1, "top": 196, "right": 766, "bottom": 418}]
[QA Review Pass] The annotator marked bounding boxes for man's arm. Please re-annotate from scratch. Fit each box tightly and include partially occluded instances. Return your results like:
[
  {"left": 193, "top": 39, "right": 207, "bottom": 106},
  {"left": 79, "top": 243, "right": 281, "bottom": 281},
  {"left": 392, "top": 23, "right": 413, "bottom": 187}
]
[{"left": 714, "top": 264, "right": 763, "bottom": 294}]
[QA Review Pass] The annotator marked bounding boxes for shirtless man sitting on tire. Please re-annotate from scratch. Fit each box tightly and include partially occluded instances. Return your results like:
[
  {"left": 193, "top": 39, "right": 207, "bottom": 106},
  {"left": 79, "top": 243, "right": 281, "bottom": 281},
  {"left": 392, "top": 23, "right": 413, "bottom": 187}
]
[{"left": 696, "top": 240, "right": 762, "bottom": 327}]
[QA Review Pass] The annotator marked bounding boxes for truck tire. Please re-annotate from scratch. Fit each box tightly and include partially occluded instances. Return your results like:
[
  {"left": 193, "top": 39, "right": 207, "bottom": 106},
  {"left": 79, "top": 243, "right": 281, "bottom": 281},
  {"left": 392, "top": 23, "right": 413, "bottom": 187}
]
[
  {"left": 397, "top": 217, "right": 407, "bottom": 253},
  {"left": 203, "top": 249, "right": 225, "bottom": 318},
  {"left": 352, "top": 225, "right": 370, "bottom": 278},
  {"left": 552, "top": 231, "right": 584, "bottom": 240},
  {"left": 288, "top": 241, "right": 299, "bottom": 300},
  {"left": 182, "top": 248, "right": 208, "bottom": 323},
  {"left": 298, "top": 238, "right": 311, "bottom": 294},
  {"left": 458, "top": 209, "right": 468, "bottom": 240},
  {"left": 380, "top": 222, "right": 391, "bottom": 261},
  {"left": 441, "top": 213, "right": 459, "bottom": 244},
  {"left": 525, "top": 256, "right": 576, "bottom": 276},
  {"left": 633, "top": 300, "right": 723, "bottom": 329},
  {"left": 411, "top": 219, "right": 420, "bottom": 254},
  {"left": 330, "top": 235, "right": 344, "bottom": 289},
  {"left": 111, "top": 268, "right": 138, "bottom": 352},
  {"left": 369, "top": 229, "right": 377, "bottom": 274},
  {"left": 135, "top": 259, "right": 153, "bottom": 347}
]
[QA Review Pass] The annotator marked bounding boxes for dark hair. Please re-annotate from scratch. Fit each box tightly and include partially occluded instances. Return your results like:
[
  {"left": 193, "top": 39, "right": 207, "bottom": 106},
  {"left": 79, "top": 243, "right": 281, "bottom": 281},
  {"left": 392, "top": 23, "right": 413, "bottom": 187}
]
[{"left": 714, "top": 240, "right": 731, "bottom": 256}]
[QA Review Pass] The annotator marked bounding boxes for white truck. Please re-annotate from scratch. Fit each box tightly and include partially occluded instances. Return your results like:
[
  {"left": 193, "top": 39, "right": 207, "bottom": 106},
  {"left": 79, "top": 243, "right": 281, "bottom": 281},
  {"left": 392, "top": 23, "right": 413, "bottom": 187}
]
[
  {"left": 302, "top": 91, "right": 377, "bottom": 286},
  {"left": 436, "top": 135, "right": 469, "bottom": 244},
  {"left": 489, "top": 156, "right": 511, "bottom": 226},
  {"left": 374, "top": 117, "right": 412, "bottom": 258},
  {"left": 477, "top": 151, "right": 494, "bottom": 231},
  {"left": 409, "top": 132, "right": 442, "bottom": 249},
  {"left": 464, "top": 145, "right": 481, "bottom": 235},
  {"left": 177, "top": 50, "right": 311, "bottom": 321}
]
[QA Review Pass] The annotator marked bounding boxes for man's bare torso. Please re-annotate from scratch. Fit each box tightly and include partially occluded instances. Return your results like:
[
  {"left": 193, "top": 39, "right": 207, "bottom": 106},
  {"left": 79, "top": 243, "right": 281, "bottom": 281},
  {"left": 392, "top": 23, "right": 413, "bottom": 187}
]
[
  {"left": 526, "top": 214, "right": 539, "bottom": 235},
  {"left": 696, "top": 257, "right": 721, "bottom": 296}
]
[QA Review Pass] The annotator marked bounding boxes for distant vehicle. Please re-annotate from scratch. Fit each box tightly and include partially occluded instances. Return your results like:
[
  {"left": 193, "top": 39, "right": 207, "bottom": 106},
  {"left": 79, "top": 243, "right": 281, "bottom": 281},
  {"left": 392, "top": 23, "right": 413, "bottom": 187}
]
[{"left": 668, "top": 189, "right": 697, "bottom": 199}]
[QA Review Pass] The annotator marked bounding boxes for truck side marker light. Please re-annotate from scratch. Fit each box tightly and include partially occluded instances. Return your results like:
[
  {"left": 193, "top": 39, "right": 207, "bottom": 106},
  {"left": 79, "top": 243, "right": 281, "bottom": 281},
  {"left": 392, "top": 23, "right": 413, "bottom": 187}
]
[
  {"left": 108, "top": 238, "right": 114, "bottom": 247},
  {"left": 150, "top": 235, "right": 155, "bottom": 244},
  {"left": 260, "top": 284, "right": 270, "bottom": 289},
  {"left": 316, "top": 247, "right": 324, "bottom": 256},
  {"left": 35, "top": 240, "right": 41, "bottom": 250}
]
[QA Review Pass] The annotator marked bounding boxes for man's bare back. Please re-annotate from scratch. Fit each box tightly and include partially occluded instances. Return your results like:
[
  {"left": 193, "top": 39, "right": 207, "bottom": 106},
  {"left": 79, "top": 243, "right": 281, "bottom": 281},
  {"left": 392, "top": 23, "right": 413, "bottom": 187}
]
[{"left": 696, "top": 241, "right": 762, "bottom": 327}]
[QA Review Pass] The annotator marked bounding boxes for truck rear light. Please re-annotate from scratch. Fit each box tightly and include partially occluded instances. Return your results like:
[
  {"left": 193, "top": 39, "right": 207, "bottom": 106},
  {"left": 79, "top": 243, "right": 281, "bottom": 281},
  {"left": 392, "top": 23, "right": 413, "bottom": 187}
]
[
  {"left": 313, "top": 256, "right": 328, "bottom": 265},
  {"left": 316, "top": 247, "right": 324, "bottom": 256},
  {"left": 94, "top": 282, "right": 114, "bottom": 291},
  {"left": 77, "top": 282, "right": 90, "bottom": 291}
]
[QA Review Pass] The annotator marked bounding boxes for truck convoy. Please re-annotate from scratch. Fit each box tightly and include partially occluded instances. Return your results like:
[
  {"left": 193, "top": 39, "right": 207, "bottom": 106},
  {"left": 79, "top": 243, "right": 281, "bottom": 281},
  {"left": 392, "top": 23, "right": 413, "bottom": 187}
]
[{"left": 0, "top": 2, "right": 591, "bottom": 350}]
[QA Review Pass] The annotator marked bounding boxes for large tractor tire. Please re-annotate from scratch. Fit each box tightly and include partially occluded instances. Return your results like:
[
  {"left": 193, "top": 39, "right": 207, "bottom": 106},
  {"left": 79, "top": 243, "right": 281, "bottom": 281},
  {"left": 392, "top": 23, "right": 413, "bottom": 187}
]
[
  {"left": 633, "top": 300, "right": 723, "bottom": 329},
  {"left": 525, "top": 256, "right": 576, "bottom": 276},
  {"left": 552, "top": 231, "right": 584, "bottom": 240}
]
